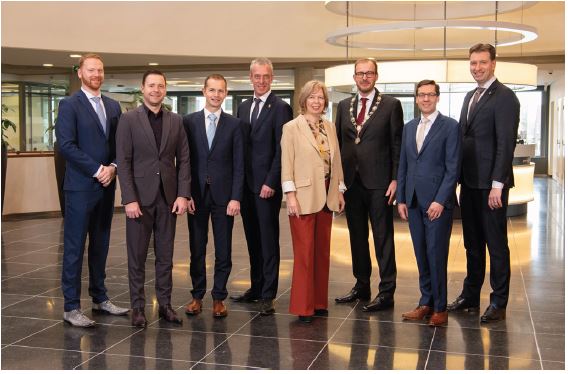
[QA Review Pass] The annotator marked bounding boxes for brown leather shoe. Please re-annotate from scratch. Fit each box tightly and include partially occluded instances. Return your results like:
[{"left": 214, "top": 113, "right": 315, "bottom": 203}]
[
  {"left": 185, "top": 299, "right": 203, "bottom": 316},
  {"left": 159, "top": 304, "right": 182, "bottom": 324},
  {"left": 213, "top": 300, "right": 228, "bottom": 318},
  {"left": 131, "top": 307, "right": 147, "bottom": 328},
  {"left": 429, "top": 311, "right": 448, "bottom": 326},
  {"left": 402, "top": 305, "right": 432, "bottom": 321}
]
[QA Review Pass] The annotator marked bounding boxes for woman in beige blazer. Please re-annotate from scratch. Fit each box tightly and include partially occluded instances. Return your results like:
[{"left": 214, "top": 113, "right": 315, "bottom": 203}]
[{"left": 281, "top": 80, "right": 346, "bottom": 323}]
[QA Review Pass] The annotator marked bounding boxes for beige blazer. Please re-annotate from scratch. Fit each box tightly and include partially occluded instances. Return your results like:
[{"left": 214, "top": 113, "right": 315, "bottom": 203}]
[{"left": 281, "top": 114, "right": 344, "bottom": 215}]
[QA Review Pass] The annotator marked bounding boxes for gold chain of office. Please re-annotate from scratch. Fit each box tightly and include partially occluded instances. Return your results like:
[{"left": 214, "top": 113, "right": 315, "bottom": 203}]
[{"left": 349, "top": 94, "right": 381, "bottom": 144}]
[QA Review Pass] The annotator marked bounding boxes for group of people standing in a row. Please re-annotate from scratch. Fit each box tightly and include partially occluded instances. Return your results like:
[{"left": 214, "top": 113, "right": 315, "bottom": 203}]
[{"left": 56, "top": 42, "right": 519, "bottom": 329}]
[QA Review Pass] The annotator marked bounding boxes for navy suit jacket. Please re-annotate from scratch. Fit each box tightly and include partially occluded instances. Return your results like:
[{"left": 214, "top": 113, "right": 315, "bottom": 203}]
[
  {"left": 459, "top": 79, "right": 520, "bottom": 189},
  {"left": 396, "top": 113, "right": 462, "bottom": 209},
  {"left": 55, "top": 89, "right": 122, "bottom": 191},
  {"left": 237, "top": 92, "right": 293, "bottom": 193},
  {"left": 183, "top": 110, "right": 244, "bottom": 205}
]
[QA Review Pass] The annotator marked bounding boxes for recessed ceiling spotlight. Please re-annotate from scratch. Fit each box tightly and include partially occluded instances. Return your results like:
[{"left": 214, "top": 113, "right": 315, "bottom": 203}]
[
  {"left": 148, "top": 62, "right": 159, "bottom": 66},
  {"left": 69, "top": 54, "right": 82, "bottom": 58},
  {"left": 43, "top": 63, "right": 54, "bottom": 67}
]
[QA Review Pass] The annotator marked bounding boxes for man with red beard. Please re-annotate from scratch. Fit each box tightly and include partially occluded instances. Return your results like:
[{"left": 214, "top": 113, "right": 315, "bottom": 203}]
[{"left": 56, "top": 54, "right": 128, "bottom": 327}]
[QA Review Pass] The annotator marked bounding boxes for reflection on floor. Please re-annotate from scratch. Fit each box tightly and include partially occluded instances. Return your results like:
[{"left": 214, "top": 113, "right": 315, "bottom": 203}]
[{"left": 1, "top": 177, "right": 564, "bottom": 370}]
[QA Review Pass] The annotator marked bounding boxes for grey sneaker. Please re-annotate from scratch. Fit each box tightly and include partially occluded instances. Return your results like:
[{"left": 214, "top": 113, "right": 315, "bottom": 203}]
[
  {"left": 63, "top": 309, "right": 96, "bottom": 327},
  {"left": 92, "top": 300, "right": 130, "bottom": 316}
]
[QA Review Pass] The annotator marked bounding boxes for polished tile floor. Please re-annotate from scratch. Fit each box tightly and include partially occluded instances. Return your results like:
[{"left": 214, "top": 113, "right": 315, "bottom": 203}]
[{"left": 1, "top": 177, "right": 564, "bottom": 370}]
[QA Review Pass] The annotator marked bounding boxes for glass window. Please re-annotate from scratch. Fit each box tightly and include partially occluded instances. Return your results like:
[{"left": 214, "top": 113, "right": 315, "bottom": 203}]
[
  {"left": 1, "top": 83, "right": 20, "bottom": 151},
  {"left": 516, "top": 90, "right": 543, "bottom": 156}
]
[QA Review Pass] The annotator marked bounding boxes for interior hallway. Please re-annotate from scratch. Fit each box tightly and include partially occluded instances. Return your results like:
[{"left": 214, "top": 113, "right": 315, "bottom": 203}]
[{"left": 0, "top": 177, "right": 564, "bottom": 370}]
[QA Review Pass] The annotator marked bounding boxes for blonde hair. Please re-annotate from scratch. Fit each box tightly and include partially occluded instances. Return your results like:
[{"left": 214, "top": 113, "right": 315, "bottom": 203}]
[{"left": 298, "top": 80, "right": 329, "bottom": 114}]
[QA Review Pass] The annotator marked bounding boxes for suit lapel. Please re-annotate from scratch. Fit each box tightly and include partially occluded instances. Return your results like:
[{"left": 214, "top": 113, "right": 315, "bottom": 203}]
[
  {"left": 209, "top": 111, "right": 224, "bottom": 153},
  {"left": 419, "top": 115, "right": 443, "bottom": 155},
  {"left": 78, "top": 91, "right": 106, "bottom": 137},
  {"left": 409, "top": 119, "right": 419, "bottom": 156},
  {"left": 299, "top": 115, "right": 319, "bottom": 153},
  {"left": 159, "top": 109, "right": 171, "bottom": 155},
  {"left": 136, "top": 106, "right": 159, "bottom": 155},
  {"left": 241, "top": 99, "right": 252, "bottom": 124},
  {"left": 195, "top": 110, "right": 209, "bottom": 153},
  {"left": 468, "top": 80, "right": 499, "bottom": 125},
  {"left": 101, "top": 95, "right": 114, "bottom": 139}
]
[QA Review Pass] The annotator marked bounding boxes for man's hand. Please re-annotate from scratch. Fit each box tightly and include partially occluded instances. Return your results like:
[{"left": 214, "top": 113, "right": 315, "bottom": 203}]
[
  {"left": 385, "top": 180, "right": 397, "bottom": 205},
  {"left": 286, "top": 192, "right": 300, "bottom": 218},
  {"left": 259, "top": 184, "right": 275, "bottom": 199},
  {"left": 125, "top": 201, "right": 142, "bottom": 219},
  {"left": 97, "top": 165, "right": 116, "bottom": 187},
  {"left": 226, "top": 200, "right": 240, "bottom": 216},
  {"left": 338, "top": 192, "right": 345, "bottom": 214},
  {"left": 427, "top": 202, "right": 444, "bottom": 221},
  {"left": 171, "top": 197, "right": 188, "bottom": 215},
  {"left": 187, "top": 198, "right": 196, "bottom": 215},
  {"left": 397, "top": 203, "right": 408, "bottom": 220},
  {"left": 488, "top": 188, "right": 503, "bottom": 210}
]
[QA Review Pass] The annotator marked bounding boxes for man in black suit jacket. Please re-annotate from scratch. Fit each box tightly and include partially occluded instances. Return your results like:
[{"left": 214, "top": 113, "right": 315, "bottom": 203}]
[
  {"left": 116, "top": 70, "right": 191, "bottom": 327},
  {"left": 56, "top": 54, "right": 128, "bottom": 327},
  {"left": 335, "top": 58, "right": 404, "bottom": 311},
  {"left": 183, "top": 74, "right": 244, "bottom": 318},
  {"left": 230, "top": 58, "right": 293, "bottom": 315},
  {"left": 448, "top": 44, "right": 520, "bottom": 323}
]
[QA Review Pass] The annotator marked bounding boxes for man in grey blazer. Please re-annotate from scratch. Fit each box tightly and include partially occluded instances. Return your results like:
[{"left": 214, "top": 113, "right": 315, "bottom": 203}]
[{"left": 116, "top": 70, "right": 191, "bottom": 327}]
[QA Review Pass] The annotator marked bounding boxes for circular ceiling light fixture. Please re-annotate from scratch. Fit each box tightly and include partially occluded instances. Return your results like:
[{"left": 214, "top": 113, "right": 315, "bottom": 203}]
[
  {"left": 324, "top": 1, "right": 537, "bottom": 21},
  {"left": 326, "top": 20, "right": 538, "bottom": 51}
]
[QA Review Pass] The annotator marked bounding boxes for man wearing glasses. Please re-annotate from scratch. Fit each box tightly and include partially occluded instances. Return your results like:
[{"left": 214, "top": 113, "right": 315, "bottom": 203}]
[
  {"left": 335, "top": 58, "right": 404, "bottom": 312},
  {"left": 396, "top": 80, "right": 461, "bottom": 326}
]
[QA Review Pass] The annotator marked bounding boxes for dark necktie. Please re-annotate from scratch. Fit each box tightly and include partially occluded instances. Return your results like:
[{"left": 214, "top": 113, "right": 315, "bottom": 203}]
[
  {"left": 250, "top": 98, "right": 262, "bottom": 128},
  {"left": 469, "top": 87, "right": 486, "bottom": 117},
  {"left": 356, "top": 97, "right": 368, "bottom": 125}
]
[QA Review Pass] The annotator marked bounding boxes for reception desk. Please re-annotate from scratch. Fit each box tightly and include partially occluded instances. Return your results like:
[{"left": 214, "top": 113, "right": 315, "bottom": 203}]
[{"left": 507, "top": 144, "right": 536, "bottom": 216}]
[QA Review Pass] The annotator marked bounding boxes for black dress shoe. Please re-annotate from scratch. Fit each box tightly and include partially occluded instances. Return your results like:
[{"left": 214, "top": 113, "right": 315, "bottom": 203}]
[
  {"left": 335, "top": 288, "right": 371, "bottom": 303},
  {"left": 259, "top": 299, "right": 275, "bottom": 316},
  {"left": 447, "top": 296, "right": 480, "bottom": 313},
  {"left": 230, "top": 289, "right": 259, "bottom": 303},
  {"left": 314, "top": 309, "right": 328, "bottom": 316},
  {"left": 480, "top": 305, "right": 506, "bottom": 323},
  {"left": 362, "top": 295, "right": 394, "bottom": 312},
  {"left": 298, "top": 315, "right": 313, "bottom": 323},
  {"left": 131, "top": 307, "right": 147, "bottom": 328},
  {"left": 159, "top": 304, "right": 182, "bottom": 324}
]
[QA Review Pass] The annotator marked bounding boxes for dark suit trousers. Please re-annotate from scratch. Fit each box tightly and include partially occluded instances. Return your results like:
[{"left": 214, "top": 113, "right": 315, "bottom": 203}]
[
  {"left": 407, "top": 198, "right": 453, "bottom": 312},
  {"left": 288, "top": 209, "right": 332, "bottom": 316},
  {"left": 460, "top": 185, "right": 511, "bottom": 308},
  {"left": 126, "top": 190, "right": 176, "bottom": 309},
  {"left": 241, "top": 187, "right": 282, "bottom": 299},
  {"left": 188, "top": 186, "right": 234, "bottom": 300},
  {"left": 344, "top": 175, "right": 397, "bottom": 297},
  {"left": 61, "top": 188, "right": 114, "bottom": 311}
]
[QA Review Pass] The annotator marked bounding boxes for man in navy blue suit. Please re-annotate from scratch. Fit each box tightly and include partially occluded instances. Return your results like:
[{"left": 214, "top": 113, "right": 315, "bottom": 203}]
[
  {"left": 230, "top": 58, "right": 293, "bottom": 315},
  {"left": 183, "top": 74, "right": 244, "bottom": 318},
  {"left": 56, "top": 54, "right": 129, "bottom": 327},
  {"left": 396, "top": 80, "right": 461, "bottom": 327}
]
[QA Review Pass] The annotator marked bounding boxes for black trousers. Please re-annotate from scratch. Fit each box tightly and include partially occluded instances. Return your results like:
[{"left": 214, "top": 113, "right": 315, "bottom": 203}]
[
  {"left": 344, "top": 176, "right": 396, "bottom": 297},
  {"left": 241, "top": 187, "right": 282, "bottom": 299},
  {"left": 188, "top": 186, "right": 234, "bottom": 300},
  {"left": 460, "top": 185, "right": 511, "bottom": 308},
  {"left": 126, "top": 190, "right": 176, "bottom": 309}
]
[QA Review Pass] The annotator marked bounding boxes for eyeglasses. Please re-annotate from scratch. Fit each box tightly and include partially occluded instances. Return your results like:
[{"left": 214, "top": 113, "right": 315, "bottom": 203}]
[
  {"left": 354, "top": 71, "right": 376, "bottom": 79},
  {"left": 416, "top": 93, "right": 438, "bottom": 98}
]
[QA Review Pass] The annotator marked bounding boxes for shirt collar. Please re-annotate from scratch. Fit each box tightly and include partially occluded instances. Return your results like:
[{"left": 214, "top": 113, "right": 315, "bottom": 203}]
[
  {"left": 479, "top": 76, "right": 497, "bottom": 90},
  {"left": 81, "top": 87, "right": 101, "bottom": 100},
  {"left": 358, "top": 89, "right": 376, "bottom": 104},
  {"left": 421, "top": 110, "right": 439, "bottom": 124},
  {"left": 254, "top": 90, "right": 271, "bottom": 103},
  {"left": 143, "top": 103, "right": 163, "bottom": 117},
  {"left": 204, "top": 107, "right": 222, "bottom": 120}
]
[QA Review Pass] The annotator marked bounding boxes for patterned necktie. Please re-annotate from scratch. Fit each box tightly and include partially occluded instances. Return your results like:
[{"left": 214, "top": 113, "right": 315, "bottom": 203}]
[
  {"left": 91, "top": 96, "right": 107, "bottom": 135},
  {"left": 250, "top": 98, "right": 262, "bottom": 128},
  {"left": 416, "top": 118, "right": 430, "bottom": 152},
  {"left": 469, "top": 87, "right": 486, "bottom": 117},
  {"left": 206, "top": 113, "right": 217, "bottom": 149},
  {"left": 356, "top": 97, "right": 368, "bottom": 125}
]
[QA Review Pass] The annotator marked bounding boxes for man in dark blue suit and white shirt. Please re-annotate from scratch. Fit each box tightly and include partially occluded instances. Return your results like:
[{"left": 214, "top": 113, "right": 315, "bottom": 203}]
[
  {"left": 56, "top": 54, "right": 129, "bottom": 327},
  {"left": 448, "top": 43, "right": 520, "bottom": 323},
  {"left": 230, "top": 58, "right": 293, "bottom": 315},
  {"left": 396, "top": 80, "right": 461, "bottom": 327},
  {"left": 183, "top": 74, "right": 244, "bottom": 319}
]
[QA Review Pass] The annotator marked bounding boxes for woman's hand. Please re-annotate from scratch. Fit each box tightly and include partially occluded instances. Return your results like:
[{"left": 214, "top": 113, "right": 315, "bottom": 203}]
[{"left": 286, "top": 192, "right": 300, "bottom": 217}]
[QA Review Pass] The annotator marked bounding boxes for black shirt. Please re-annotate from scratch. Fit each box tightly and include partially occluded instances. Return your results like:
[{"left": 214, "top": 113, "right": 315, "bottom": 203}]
[{"left": 143, "top": 104, "right": 163, "bottom": 150}]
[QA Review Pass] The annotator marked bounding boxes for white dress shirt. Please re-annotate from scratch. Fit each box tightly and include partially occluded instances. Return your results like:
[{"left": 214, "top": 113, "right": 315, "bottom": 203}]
[{"left": 250, "top": 91, "right": 271, "bottom": 122}]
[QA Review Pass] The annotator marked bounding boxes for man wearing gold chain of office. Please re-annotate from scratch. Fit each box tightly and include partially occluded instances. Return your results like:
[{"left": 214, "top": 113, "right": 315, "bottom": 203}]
[{"left": 334, "top": 58, "right": 404, "bottom": 312}]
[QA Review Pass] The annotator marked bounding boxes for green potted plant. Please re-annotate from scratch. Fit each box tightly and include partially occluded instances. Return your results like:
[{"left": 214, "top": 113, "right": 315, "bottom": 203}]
[{"left": 1, "top": 104, "right": 17, "bottom": 213}]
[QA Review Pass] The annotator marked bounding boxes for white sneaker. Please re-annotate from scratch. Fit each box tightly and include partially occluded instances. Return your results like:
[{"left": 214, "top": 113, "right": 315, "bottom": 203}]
[
  {"left": 92, "top": 300, "right": 129, "bottom": 316},
  {"left": 63, "top": 309, "right": 96, "bottom": 327}
]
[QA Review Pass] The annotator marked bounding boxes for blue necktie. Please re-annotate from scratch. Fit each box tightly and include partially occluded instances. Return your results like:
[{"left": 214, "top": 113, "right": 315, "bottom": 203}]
[
  {"left": 250, "top": 98, "right": 262, "bottom": 128},
  {"left": 91, "top": 96, "right": 107, "bottom": 135},
  {"left": 207, "top": 113, "right": 217, "bottom": 149}
]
